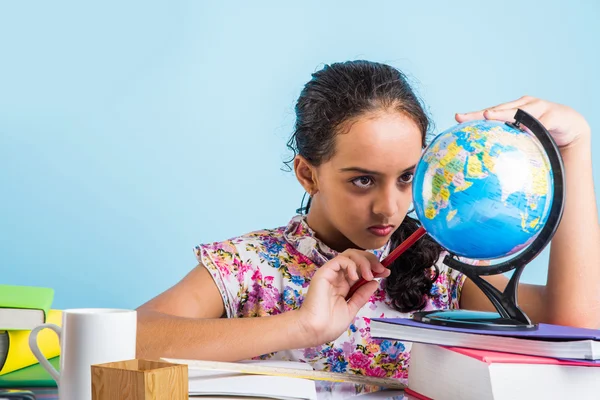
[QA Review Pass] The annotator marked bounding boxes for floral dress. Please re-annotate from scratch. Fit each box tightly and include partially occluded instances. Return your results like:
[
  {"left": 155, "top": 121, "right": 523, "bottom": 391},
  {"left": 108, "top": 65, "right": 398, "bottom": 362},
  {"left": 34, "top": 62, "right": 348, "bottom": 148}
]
[{"left": 194, "top": 215, "right": 465, "bottom": 384}]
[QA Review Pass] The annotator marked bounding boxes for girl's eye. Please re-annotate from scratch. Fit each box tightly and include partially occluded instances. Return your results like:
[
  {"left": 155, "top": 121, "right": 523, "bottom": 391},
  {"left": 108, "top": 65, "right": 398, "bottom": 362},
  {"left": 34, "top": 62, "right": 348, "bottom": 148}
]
[
  {"left": 399, "top": 172, "right": 414, "bottom": 184},
  {"left": 351, "top": 176, "right": 374, "bottom": 188}
]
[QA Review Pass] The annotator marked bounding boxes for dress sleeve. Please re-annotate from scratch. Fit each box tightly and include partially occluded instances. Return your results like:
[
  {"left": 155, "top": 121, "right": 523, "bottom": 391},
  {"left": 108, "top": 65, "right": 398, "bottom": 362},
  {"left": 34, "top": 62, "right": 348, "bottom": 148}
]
[{"left": 194, "top": 240, "right": 247, "bottom": 318}]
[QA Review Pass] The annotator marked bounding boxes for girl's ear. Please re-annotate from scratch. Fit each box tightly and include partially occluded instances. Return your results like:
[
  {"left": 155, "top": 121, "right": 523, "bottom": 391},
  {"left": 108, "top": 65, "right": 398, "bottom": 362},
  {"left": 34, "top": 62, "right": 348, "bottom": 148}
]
[{"left": 294, "top": 155, "right": 319, "bottom": 196}]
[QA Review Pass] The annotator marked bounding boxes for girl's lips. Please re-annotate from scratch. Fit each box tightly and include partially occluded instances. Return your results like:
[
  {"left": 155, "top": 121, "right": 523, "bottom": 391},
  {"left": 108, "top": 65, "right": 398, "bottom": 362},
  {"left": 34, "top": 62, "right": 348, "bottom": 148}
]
[{"left": 368, "top": 225, "right": 394, "bottom": 237}]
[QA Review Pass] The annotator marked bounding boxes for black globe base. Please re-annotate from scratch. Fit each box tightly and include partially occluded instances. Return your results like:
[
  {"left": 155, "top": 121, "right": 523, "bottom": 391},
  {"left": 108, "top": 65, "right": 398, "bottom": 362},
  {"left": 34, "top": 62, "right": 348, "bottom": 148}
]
[
  {"left": 413, "top": 253, "right": 538, "bottom": 331},
  {"left": 411, "top": 109, "right": 565, "bottom": 332},
  {"left": 412, "top": 310, "right": 536, "bottom": 331}
]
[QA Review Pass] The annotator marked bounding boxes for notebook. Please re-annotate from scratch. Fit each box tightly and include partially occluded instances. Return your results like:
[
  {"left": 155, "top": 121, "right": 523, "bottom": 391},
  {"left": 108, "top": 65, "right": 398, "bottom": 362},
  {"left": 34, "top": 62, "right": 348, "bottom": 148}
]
[
  {"left": 370, "top": 317, "right": 600, "bottom": 360},
  {"left": 407, "top": 343, "right": 600, "bottom": 400},
  {"left": 188, "top": 360, "right": 317, "bottom": 400}
]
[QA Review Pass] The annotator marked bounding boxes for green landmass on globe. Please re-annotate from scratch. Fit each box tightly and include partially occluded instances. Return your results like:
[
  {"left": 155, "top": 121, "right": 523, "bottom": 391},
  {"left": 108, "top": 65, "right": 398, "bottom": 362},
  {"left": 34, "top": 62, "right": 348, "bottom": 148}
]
[{"left": 413, "top": 120, "right": 554, "bottom": 259}]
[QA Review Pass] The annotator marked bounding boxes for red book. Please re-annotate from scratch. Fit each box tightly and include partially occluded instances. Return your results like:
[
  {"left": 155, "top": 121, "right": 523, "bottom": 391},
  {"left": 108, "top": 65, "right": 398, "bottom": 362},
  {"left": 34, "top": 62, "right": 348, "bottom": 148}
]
[{"left": 404, "top": 387, "right": 432, "bottom": 400}]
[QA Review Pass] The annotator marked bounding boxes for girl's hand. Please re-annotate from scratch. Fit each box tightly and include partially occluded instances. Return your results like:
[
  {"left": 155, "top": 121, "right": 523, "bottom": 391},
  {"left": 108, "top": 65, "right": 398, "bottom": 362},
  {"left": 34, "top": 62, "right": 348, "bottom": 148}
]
[
  {"left": 456, "top": 96, "right": 591, "bottom": 150},
  {"left": 296, "top": 249, "right": 390, "bottom": 347}
]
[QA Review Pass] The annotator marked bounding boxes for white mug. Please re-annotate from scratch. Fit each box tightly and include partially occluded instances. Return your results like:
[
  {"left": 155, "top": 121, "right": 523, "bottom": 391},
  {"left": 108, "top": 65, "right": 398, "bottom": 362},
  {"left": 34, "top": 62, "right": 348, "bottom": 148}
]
[{"left": 29, "top": 308, "right": 137, "bottom": 400}]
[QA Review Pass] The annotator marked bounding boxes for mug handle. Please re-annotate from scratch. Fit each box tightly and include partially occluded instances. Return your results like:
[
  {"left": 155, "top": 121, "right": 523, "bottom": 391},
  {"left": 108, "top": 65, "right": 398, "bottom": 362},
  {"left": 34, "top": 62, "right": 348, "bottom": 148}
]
[{"left": 28, "top": 324, "right": 61, "bottom": 384}]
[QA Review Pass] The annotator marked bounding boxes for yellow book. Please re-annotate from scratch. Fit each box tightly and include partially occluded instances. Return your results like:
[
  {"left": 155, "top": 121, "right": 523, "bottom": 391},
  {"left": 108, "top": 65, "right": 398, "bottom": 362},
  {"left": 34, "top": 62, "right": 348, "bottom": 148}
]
[{"left": 0, "top": 309, "right": 62, "bottom": 375}]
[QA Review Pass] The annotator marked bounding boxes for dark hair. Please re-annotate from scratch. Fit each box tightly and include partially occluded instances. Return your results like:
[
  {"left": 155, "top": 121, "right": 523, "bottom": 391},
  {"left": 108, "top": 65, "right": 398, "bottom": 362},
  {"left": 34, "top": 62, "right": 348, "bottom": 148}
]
[{"left": 285, "top": 60, "right": 442, "bottom": 312}]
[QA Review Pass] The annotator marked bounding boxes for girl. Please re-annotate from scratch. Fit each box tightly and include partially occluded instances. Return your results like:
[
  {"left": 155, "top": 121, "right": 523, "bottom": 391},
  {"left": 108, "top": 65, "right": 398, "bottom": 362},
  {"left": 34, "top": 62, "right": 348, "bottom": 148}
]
[{"left": 136, "top": 60, "right": 599, "bottom": 382}]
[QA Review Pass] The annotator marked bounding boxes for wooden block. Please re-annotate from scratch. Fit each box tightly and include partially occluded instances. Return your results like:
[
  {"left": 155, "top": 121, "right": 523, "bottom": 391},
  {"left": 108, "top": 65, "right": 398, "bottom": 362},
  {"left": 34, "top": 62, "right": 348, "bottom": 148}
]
[{"left": 91, "top": 359, "right": 188, "bottom": 400}]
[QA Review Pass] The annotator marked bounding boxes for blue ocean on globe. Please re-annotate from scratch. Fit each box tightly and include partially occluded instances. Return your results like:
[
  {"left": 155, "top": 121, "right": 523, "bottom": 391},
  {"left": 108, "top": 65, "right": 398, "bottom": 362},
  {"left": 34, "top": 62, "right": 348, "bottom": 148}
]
[{"left": 412, "top": 120, "right": 554, "bottom": 259}]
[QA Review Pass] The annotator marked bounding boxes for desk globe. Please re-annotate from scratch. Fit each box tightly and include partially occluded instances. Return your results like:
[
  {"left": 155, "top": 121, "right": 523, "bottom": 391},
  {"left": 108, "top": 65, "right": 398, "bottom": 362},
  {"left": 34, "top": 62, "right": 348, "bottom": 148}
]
[{"left": 410, "top": 110, "right": 565, "bottom": 331}]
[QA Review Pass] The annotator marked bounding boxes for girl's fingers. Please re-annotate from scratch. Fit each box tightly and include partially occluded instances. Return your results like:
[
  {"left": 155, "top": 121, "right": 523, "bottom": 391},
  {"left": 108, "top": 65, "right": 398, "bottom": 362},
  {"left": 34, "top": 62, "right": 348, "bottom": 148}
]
[
  {"left": 334, "top": 256, "right": 359, "bottom": 282},
  {"left": 485, "top": 95, "right": 534, "bottom": 111},
  {"left": 346, "top": 262, "right": 359, "bottom": 282},
  {"left": 346, "top": 252, "right": 373, "bottom": 281},
  {"left": 456, "top": 96, "right": 537, "bottom": 123},
  {"left": 332, "top": 250, "right": 390, "bottom": 289},
  {"left": 482, "top": 108, "right": 519, "bottom": 123},
  {"left": 484, "top": 101, "right": 548, "bottom": 124},
  {"left": 361, "top": 251, "right": 387, "bottom": 275},
  {"left": 345, "top": 249, "right": 388, "bottom": 278},
  {"left": 346, "top": 280, "right": 378, "bottom": 316},
  {"left": 374, "top": 269, "right": 391, "bottom": 278}
]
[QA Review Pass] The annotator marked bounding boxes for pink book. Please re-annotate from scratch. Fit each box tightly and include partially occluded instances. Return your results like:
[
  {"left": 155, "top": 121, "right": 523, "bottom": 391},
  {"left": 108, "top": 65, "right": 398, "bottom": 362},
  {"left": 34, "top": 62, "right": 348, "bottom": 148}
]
[{"left": 445, "top": 346, "right": 600, "bottom": 367}]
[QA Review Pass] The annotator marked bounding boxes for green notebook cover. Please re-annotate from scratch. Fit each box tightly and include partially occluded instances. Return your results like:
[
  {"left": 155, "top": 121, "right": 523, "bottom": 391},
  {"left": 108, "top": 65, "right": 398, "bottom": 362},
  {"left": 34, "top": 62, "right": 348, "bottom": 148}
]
[
  {"left": 0, "top": 285, "right": 54, "bottom": 321},
  {"left": 0, "top": 357, "right": 59, "bottom": 387}
]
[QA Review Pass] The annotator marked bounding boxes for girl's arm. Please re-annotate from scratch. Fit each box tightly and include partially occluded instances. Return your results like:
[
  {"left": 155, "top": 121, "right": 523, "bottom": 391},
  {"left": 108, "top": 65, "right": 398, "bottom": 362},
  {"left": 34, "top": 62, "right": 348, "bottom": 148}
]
[
  {"left": 137, "top": 265, "right": 309, "bottom": 360},
  {"left": 545, "top": 132, "right": 600, "bottom": 327},
  {"left": 136, "top": 250, "right": 389, "bottom": 360}
]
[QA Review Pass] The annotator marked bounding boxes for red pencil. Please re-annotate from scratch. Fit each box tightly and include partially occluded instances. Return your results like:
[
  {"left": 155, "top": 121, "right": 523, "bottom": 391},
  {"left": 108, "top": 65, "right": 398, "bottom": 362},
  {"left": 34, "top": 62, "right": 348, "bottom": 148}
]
[{"left": 345, "top": 226, "right": 427, "bottom": 300}]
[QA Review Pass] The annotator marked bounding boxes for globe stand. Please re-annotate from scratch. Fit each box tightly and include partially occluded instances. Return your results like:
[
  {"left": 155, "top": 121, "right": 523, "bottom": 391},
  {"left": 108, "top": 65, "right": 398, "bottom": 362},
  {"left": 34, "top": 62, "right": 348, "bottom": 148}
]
[{"left": 412, "top": 109, "right": 566, "bottom": 331}]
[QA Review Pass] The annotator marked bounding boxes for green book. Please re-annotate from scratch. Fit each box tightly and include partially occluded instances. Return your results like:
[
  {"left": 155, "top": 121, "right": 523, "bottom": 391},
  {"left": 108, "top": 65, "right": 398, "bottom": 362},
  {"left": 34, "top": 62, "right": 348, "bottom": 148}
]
[
  {"left": 0, "top": 285, "right": 54, "bottom": 330},
  {"left": 0, "top": 357, "right": 59, "bottom": 387}
]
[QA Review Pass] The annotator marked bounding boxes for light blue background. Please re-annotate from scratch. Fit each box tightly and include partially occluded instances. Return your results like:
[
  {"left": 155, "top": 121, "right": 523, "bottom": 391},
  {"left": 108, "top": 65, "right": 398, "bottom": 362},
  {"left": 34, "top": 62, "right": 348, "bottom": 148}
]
[{"left": 1, "top": 1, "right": 598, "bottom": 309}]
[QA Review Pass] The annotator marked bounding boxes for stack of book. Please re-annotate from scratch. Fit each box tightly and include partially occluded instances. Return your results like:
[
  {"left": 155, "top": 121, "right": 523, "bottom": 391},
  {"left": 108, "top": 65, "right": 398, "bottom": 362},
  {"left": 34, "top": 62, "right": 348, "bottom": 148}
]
[
  {"left": 370, "top": 317, "right": 600, "bottom": 400},
  {"left": 0, "top": 284, "right": 61, "bottom": 388}
]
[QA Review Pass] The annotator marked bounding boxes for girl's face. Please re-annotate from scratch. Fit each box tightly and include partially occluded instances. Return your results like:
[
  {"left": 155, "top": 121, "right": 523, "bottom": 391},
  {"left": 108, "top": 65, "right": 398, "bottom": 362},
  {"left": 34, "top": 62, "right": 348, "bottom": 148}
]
[{"left": 303, "top": 111, "right": 423, "bottom": 251}]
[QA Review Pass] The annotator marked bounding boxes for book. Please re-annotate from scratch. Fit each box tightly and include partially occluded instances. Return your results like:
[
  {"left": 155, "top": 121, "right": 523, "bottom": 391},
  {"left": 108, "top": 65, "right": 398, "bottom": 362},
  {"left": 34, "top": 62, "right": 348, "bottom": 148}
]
[
  {"left": 0, "top": 356, "right": 59, "bottom": 387},
  {"left": 0, "top": 310, "right": 62, "bottom": 376},
  {"left": 186, "top": 360, "right": 318, "bottom": 399},
  {"left": 0, "top": 285, "right": 54, "bottom": 330},
  {"left": 370, "top": 317, "right": 600, "bottom": 360},
  {"left": 407, "top": 343, "right": 600, "bottom": 400}
]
